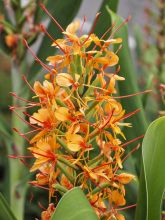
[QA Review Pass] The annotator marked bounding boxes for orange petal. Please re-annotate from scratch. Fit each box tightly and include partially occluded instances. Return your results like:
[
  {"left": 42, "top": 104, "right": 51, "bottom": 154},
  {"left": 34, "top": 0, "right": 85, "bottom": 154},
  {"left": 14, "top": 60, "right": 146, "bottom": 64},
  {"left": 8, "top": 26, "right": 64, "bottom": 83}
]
[
  {"left": 56, "top": 73, "right": 73, "bottom": 87},
  {"left": 116, "top": 173, "right": 135, "bottom": 184},
  {"left": 46, "top": 55, "right": 64, "bottom": 64},
  {"left": 116, "top": 213, "right": 125, "bottom": 220},
  {"left": 110, "top": 190, "right": 126, "bottom": 206},
  {"left": 66, "top": 133, "right": 83, "bottom": 152},
  {"left": 55, "top": 107, "right": 70, "bottom": 121},
  {"left": 66, "top": 20, "right": 80, "bottom": 34}
]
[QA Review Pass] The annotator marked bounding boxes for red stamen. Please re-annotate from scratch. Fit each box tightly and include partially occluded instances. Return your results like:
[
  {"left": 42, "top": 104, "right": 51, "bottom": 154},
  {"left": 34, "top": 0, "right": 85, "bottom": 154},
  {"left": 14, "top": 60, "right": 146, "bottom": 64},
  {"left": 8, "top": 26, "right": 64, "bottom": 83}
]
[
  {"left": 29, "top": 182, "right": 49, "bottom": 191},
  {"left": 121, "top": 135, "right": 144, "bottom": 148},
  {"left": 23, "top": 111, "right": 45, "bottom": 126},
  {"left": 116, "top": 203, "right": 137, "bottom": 211},
  {"left": 39, "top": 3, "right": 64, "bottom": 32},
  {"left": 117, "top": 108, "right": 141, "bottom": 122},
  {"left": 22, "top": 75, "right": 35, "bottom": 93},
  {"left": 30, "top": 150, "right": 49, "bottom": 158},
  {"left": 92, "top": 161, "right": 114, "bottom": 171},
  {"left": 93, "top": 19, "right": 119, "bottom": 51},
  {"left": 122, "top": 144, "right": 140, "bottom": 163},
  {"left": 114, "top": 65, "right": 120, "bottom": 75},
  {"left": 10, "top": 107, "right": 42, "bottom": 130},
  {"left": 23, "top": 39, "right": 52, "bottom": 73},
  {"left": 100, "top": 108, "right": 115, "bottom": 130},
  {"left": 24, "top": 128, "right": 43, "bottom": 135},
  {"left": 40, "top": 24, "right": 66, "bottom": 54},
  {"left": 101, "top": 20, "right": 118, "bottom": 40},
  {"left": 10, "top": 92, "right": 36, "bottom": 104},
  {"left": 8, "top": 155, "right": 33, "bottom": 159},
  {"left": 12, "top": 103, "right": 42, "bottom": 110},
  {"left": 115, "top": 43, "right": 123, "bottom": 54},
  {"left": 30, "top": 150, "right": 55, "bottom": 161},
  {"left": 114, "top": 143, "right": 140, "bottom": 173},
  {"left": 80, "top": 16, "right": 87, "bottom": 35},
  {"left": 81, "top": 12, "right": 101, "bottom": 47},
  {"left": 38, "top": 202, "right": 47, "bottom": 211},
  {"left": 113, "top": 89, "right": 152, "bottom": 99},
  {"left": 12, "top": 128, "right": 30, "bottom": 142},
  {"left": 110, "top": 15, "right": 132, "bottom": 38},
  {"left": 20, "top": 159, "right": 31, "bottom": 168}
]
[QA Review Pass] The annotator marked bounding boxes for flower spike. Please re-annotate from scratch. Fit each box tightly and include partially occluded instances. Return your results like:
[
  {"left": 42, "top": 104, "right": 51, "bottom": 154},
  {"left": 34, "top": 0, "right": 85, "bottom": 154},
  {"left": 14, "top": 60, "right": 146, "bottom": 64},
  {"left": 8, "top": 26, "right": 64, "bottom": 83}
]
[{"left": 11, "top": 8, "right": 145, "bottom": 220}]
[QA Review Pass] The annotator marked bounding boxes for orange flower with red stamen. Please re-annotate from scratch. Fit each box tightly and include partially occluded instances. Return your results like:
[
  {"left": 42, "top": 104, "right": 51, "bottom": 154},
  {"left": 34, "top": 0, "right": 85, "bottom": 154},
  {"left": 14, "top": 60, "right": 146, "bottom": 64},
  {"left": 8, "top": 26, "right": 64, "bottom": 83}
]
[{"left": 10, "top": 5, "right": 145, "bottom": 220}]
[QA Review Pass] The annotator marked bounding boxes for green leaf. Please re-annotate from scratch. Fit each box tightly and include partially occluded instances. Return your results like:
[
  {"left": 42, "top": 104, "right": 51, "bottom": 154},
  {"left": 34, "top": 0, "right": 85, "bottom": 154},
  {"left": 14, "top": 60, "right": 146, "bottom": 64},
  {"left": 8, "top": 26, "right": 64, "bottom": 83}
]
[
  {"left": 106, "top": 7, "right": 147, "bottom": 220},
  {"left": 135, "top": 116, "right": 165, "bottom": 220},
  {"left": 135, "top": 164, "right": 147, "bottom": 220},
  {"left": 0, "top": 193, "right": 17, "bottom": 220},
  {"left": 0, "top": 113, "right": 12, "bottom": 140},
  {"left": 93, "top": 0, "right": 119, "bottom": 38},
  {"left": 107, "top": 7, "right": 148, "bottom": 175},
  {"left": 29, "top": 0, "right": 82, "bottom": 80},
  {"left": 52, "top": 187, "right": 98, "bottom": 220}
]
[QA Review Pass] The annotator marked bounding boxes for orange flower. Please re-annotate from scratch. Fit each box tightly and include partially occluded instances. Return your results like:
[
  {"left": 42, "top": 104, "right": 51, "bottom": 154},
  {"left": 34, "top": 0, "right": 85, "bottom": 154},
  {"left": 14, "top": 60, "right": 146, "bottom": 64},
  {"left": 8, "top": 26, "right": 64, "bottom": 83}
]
[
  {"left": 108, "top": 190, "right": 126, "bottom": 207},
  {"left": 30, "top": 108, "right": 58, "bottom": 129},
  {"left": 28, "top": 136, "right": 59, "bottom": 172},
  {"left": 66, "top": 132, "right": 84, "bottom": 152},
  {"left": 33, "top": 80, "right": 61, "bottom": 101},
  {"left": 115, "top": 173, "right": 135, "bottom": 184}
]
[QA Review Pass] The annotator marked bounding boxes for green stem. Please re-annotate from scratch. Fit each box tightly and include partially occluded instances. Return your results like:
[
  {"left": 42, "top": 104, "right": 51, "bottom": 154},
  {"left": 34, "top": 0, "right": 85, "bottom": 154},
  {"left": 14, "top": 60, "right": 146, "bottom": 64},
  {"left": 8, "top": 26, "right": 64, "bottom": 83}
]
[
  {"left": 8, "top": 60, "right": 28, "bottom": 220},
  {"left": 57, "top": 157, "right": 79, "bottom": 171},
  {"left": 52, "top": 184, "right": 68, "bottom": 194},
  {"left": 56, "top": 137, "right": 73, "bottom": 155},
  {"left": 88, "top": 154, "right": 104, "bottom": 167},
  {"left": 91, "top": 182, "right": 110, "bottom": 195},
  {"left": 56, "top": 98, "right": 67, "bottom": 107},
  {"left": 85, "top": 101, "right": 98, "bottom": 115},
  {"left": 56, "top": 162, "right": 75, "bottom": 185}
]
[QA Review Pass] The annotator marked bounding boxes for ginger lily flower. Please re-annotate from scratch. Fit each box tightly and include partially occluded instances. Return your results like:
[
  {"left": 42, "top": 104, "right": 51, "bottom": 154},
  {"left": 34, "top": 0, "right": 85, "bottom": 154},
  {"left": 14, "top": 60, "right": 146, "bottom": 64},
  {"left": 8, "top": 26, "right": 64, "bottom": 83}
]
[{"left": 10, "top": 6, "right": 141, "bottom": 219}]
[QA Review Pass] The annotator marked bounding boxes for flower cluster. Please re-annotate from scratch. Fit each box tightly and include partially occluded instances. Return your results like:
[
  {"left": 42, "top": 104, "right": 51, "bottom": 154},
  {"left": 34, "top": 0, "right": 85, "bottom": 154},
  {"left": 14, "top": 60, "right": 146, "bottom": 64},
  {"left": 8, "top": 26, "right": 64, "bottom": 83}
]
[{"left": 11, "top": 8, "right": 140, "bottom": 220}]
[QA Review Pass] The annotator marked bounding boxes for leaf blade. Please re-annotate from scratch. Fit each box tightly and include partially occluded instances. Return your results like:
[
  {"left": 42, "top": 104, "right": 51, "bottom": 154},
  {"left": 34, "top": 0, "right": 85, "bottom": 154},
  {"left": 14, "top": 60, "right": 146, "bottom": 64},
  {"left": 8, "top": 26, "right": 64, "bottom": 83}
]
[
  {"left": 52, "top": 187, "right": 98, "bottom": 220},
  {"left": 107, "top": 7, "right": 148, "bottom": 175},
  {"left": 0, "top": 193, "right": 17, "bottom": 220},
  {"left": 136, "top": 116, "right": 165, "bottom": 220},
  {"left": 93, "top": 0, "right": 119, "bottom": 38}
]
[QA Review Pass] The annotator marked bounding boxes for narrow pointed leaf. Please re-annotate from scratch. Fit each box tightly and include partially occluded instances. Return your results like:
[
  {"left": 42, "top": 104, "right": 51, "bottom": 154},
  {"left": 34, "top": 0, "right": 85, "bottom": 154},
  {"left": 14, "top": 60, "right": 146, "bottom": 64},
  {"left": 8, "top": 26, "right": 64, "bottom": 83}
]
[
  {"left": 0, "top": 113, "right": 12, "bottom": 140},
  {"left": 52, "top": 187, "right": 98, "bottom": 220},
  {"left": 136, "top": 116, "right": 165, "bottom": 220},
  {"left": 93, "top": 0, "right": 119, "bottom": 38},
  {"left": 107, "top": 8, "right": 148, "bottom": 175},
  {"left": 106, "top": 7, "right": 147, "bottom": 220},
  {"left": 135, "top": 163, "right": 147, "bottom": 220},
  {"left": 0, "top": 193, "right": 17, "bottom": 220}
]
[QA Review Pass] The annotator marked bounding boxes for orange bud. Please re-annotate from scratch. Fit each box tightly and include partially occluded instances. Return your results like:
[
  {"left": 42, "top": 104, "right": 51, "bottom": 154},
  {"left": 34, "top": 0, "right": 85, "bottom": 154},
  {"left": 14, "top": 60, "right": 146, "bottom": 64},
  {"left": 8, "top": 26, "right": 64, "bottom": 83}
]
[{"left": 5, "top": 34, "right": 17, "bottom": 48}]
